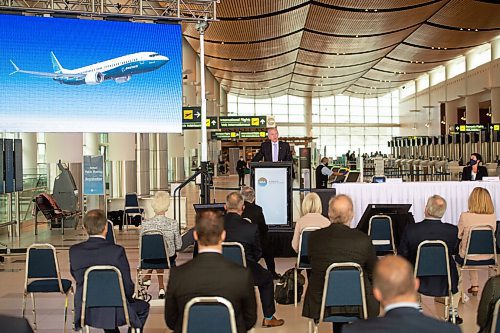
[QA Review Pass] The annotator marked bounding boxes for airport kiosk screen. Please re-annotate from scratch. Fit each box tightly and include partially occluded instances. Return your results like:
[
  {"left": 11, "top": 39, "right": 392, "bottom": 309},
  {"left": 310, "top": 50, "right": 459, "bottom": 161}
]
[{"left": 0, "top": 14, "right": 182, "bottom": 133}]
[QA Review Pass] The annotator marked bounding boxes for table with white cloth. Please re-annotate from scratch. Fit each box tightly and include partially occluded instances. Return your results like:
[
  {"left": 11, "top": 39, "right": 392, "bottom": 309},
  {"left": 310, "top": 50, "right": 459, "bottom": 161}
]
[{"left": 332, "top": 181, "right": 500, "bottom": 226}]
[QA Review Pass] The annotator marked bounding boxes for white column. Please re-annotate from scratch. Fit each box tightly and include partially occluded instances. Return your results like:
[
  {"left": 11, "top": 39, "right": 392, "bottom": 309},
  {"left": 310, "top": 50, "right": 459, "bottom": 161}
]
[
  {"left": 19, "top": 133, "right": 37, "bottom": 174},
  {"left": 465, "top": 94, "right": 480, "bottom": 124},
  {"left": 304, "top": 96, "right": 313, "bottom": 138},
  {"left": 491, "top": 87, "right": 500, "bottom": 124}
]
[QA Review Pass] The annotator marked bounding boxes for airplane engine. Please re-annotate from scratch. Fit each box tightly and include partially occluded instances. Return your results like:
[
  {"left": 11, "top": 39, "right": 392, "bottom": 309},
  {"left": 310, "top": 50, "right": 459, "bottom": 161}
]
[
  {"left": 114, "top": 75, "right": 131, "bottom": 84},
  {"left": 85, "top": 72, "right": 104, "bottom": 85}
]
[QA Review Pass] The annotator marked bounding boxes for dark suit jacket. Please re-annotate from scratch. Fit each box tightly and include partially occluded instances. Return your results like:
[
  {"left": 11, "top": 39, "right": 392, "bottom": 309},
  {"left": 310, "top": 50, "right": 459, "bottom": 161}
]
[
  {"left": 461, "top": 165, "right": 488, "bottom": 181},
  {"left": 69, "top": 237, "right": 140, "bottom": 329},
  {"left": 236, "top": 160, "right": 246, "bottom": 175},
  {"left": 0, "top": 315, "right": 34, "bottom": 333},
  {"left": 165, "top": 252, "right": 257, "bottom": 333},
  {"left": 344, "top": 307, "right": 461, "bottom": 333},
  {"left": 242, "top": 201, "right": 268, "bottom": 243},
  {"left": 477, "top": 275, "right": 500, "bottom": 333},
  {"left": 224, "top": 212, "right": 262, "bottom": 263},
  {"left": 302, "top": 224, "right": 379, "bottom": 320},
  {"left": 251, "top": 141, "right": 292, "bottom": 162},
  {"left": 398, "top": 219, "right": 459, "bottom": 296}
]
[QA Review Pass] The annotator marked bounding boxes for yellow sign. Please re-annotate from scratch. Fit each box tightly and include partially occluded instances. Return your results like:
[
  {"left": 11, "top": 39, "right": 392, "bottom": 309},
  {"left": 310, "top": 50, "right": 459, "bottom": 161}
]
[
  {"left": 206, "top": 119, "right": 211, "bottom": 127},
  {"left": 251, "top": 117, "right": 260, "bottom": 126},
  {"left": 459, "top": 125, "right": 466, "bottom": 132},
  {"left": 260, "top": 132, "right": 266, "bottom": 137},
  {"left": 495, "top": 125, "right": 500, "bottom": 131},
  {"left": 230, "top": 132, "right": 237, "bottom": 138},
  {"left": 183, "top": 109, "right": 193, "bottom": 120}
]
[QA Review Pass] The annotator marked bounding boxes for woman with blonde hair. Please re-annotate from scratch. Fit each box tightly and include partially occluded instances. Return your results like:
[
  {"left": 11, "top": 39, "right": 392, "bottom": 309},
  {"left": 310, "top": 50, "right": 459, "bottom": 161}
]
[
  {"left": 291, "top": 192, "right": 330, "bottom": 252},
  {"left": 141, "top": 191, "right": 181, "bottom": 299},
  {"left": 457, "top": 187, "right": 496, "bottom": 296}
]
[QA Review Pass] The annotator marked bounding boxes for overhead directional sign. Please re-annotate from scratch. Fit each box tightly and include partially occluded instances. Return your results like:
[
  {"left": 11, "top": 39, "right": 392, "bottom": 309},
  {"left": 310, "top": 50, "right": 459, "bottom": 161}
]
[
  {"left": 211, "top": 132, "right": 239, "bottom": 140},
  {"left": 454, "top": 124, "right": 487, "bottom": 132},
  {"left": 182, "top": 107, "right": 219, "bottom": 129},
  {"left": 490, "top": 124, "right": 500, "bottom": 131},
  {"left": 239, "top": 131, "right": 267, "bottom": 139},
  {"left": 219, "top": 116, "right": 266, "bottom": 129}
]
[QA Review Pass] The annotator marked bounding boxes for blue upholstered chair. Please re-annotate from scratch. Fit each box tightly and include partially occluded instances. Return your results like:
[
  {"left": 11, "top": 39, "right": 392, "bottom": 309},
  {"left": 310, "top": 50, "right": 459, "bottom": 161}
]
[
  {"left": 182, "top": 296, "right": 237, "bottom": 333},
  {"left": 368, "top": 215, "right": 396, "bottom": 255},
  {"left": 123, "top": 193, "right": 144, "bottom": 230},
  {"left": 22, "top": 243, "right": 73, "bottom": 332},
  {"left": 294, "top": 227, "right": 320, "bottom": 307},
  {"left": 309, "top": 262, "right": 367, "bottom": 333},
  {"left": 222, "top": 242, "right": 246, "bottom": 268}
]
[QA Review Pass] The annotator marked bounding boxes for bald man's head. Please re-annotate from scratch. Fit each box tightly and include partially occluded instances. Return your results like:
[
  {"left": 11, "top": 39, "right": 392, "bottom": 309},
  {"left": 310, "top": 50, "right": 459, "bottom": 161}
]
[
  {"left": 373, "top": 256, "right": 418, "bottom": 305},
  {"left": 225, "top": 191, "right": 244, "bottom": 214},
  {"left": 328, "top": 194, "right": 354, "bottom": 226}
]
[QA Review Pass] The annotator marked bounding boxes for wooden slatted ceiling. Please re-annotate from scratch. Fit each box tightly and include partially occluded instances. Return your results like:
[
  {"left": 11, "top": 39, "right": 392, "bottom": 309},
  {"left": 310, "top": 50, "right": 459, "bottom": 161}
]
[{"left": 182, "top": 0, "right": 500, "bottom": 97}]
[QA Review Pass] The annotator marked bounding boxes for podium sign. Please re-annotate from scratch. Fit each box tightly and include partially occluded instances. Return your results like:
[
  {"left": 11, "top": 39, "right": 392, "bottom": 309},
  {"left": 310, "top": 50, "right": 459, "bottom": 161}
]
[
  {"left": 250, "top": 162, "right": 292, "bottom": 230},
  {"left": 83, "top": 155, "right": 105, "bottom": 195}
]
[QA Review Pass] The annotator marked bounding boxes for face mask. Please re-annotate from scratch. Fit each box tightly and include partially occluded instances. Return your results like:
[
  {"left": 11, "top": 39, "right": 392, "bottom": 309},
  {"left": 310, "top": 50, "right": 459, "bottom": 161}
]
[{"left": 470, "top": 159, "right": 477, "bottom": 166}]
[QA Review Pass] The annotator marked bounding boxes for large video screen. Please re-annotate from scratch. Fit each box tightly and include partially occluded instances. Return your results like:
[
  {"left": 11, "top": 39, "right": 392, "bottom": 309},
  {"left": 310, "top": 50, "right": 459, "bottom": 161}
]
[{"left": 0, "top": 14, "right": 182, "bottom": 133}]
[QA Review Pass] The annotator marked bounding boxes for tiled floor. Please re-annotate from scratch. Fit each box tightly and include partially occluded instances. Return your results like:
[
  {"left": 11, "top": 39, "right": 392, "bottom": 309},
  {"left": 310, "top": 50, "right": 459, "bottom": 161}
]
[{"left": 0, "top": 175, "right": 485, "bottom": 332}]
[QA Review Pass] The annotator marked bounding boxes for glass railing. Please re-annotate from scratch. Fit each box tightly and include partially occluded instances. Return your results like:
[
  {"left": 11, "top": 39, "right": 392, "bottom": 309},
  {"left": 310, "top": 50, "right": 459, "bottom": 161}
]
[{"left": 0, "top": 173, "right": 48, "bottom": 225}]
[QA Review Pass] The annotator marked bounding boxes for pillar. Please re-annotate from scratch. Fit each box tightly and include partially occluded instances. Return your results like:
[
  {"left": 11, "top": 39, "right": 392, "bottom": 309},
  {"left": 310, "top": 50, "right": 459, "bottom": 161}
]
[
  {"left": 19, "top": 133, "right": 37, "bottom": 174},
  {"left": 304, "top": 96, "right": 313, "bottom": 138},
  {"left": 491, "top": 87, "right": 500, "bottom": 124},
  {"left": 465, "top": 94, "right": 480, "bottom": 124}
]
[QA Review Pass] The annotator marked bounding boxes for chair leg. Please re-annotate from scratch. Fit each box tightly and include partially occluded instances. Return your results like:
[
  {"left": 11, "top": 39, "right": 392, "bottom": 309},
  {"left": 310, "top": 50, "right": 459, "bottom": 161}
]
[
  {"left": 63, "top": 293, "right": 69, "bottom": 333},
  {"left": 31, "top": 293, "right": 37, "bottom": 330},
  {"left": 22, "top": 293, "right": 27, "bottom": 318},
  {"left": 450, "top": 295, "right": 456, "bottom": 324},
  {"left": 71, "top": 290, "right": 75, "bottom": 331},
  {"left": 308, "top": 319, "right": 313, "bottom": 333},
  {"left": 294, "top": 268, "right": 298, "bottom": 307}
]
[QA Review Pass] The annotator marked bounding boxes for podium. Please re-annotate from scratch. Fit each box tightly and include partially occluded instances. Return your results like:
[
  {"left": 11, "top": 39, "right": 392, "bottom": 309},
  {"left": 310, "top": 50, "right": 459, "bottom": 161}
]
[{"left": 249, "top": 162, "right": 293, "bottom": 231}]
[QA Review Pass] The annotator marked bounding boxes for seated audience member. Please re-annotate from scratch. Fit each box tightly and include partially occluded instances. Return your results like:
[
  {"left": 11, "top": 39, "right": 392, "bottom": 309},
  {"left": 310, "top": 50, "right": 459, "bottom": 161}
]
[
  {"left": 165, "top": 210, "right": 257, "bottom": 333},
  {"left": 140, "top": 191, "right": 181, "bottom": 299},
  {"left": 302, "top": 194, "right": 379, "bottom": 333},
  {"left": 69, "top": 210, "right": 149, "bottom": 332},
  {"left": 291, "top": 192, "right": 330, "bottom": 253},
  {"left": 456, "top": 187, "right": 496, "bottom": 296},
  {"left": 0, "top": 315, "right": 34, "bottom": 333},
  {"left": 224, "top": 192, "right": 285, "bottom": 328},
  {"left": 398, "top": 195, "right": 461, "bottom": 323},
  {"left": 344, "top": 255, "right": 460, "bottom": 333},
  {"left": 241, "top": 186, "right": 280, "bottom": 279},
  {"left": 477, "top": 275, "right": 500, "bottom": 333},
  {"left": 462, "top": 153, "right": 488, "bottom": 181}
]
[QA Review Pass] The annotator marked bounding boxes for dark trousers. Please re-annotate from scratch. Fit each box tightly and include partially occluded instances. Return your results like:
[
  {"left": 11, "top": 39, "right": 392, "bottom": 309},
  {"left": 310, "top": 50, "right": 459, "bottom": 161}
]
[
  {"left": 332, "top": 323, "right": 345, "bottom": 333},
  {"left": 238, "top": 171, "right": 245, "bottom": 185},
  {"left": 262, "top": 245, "right": 276, "bottom": 274},
  {"left": 248, "top": 260, "right": 275, "bottom": 318},
  {"left": 103, "top": 299, "right": 149, "bottom": 332}
]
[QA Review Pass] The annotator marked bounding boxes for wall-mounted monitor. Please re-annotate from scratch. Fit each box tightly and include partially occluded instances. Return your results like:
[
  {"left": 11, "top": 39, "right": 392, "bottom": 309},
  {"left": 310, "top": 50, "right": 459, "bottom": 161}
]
[{"left": 0, "top": 14, "right": 182, "bottom": 133}]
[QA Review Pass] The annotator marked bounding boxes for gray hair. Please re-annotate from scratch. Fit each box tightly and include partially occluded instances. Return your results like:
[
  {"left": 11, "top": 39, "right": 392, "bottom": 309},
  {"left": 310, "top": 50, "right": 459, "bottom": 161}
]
[
  {"left": 240, "top": 186, "right": 255, "bottom": 203},
  {"left": 151, "top": 191, "right": 171, "bottom": 213},
  {"left": 328, "top": 194, "right": 354, "bottom": 226},
  {"left": 425, "top": 195, "right": 447, "bottom": 219}
]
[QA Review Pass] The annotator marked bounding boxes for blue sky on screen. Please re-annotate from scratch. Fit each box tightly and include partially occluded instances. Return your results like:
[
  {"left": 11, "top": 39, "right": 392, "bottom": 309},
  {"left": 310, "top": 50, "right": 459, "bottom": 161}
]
[{"left": 0, "top": 14, "right": 182, "bottom": 132}]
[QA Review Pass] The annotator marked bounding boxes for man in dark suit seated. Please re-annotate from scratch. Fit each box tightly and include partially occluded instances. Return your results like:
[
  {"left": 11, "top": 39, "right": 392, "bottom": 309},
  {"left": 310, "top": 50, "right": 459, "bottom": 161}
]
[
  {"left": 303, "top": 194, "right": 379, "bottom": 333},
  {"left": 398, "top": 195, "right": 461, "bottom": 323},
  {"left": 240, "top": 186, "right": 280, "bottom": 280},
  {"left": 0, "top": 315, "right": 34, "bottom": 333},
  {"left": 165, "top": 210, "right": 257, "bottom": 333},
  {"left": 251, "top": 127, "right": 292, "bottom": 162},
  {"left": 69, "top": 210, "right": 149, "bottom": 333},
  {"left": 224, "top": 192, "right": 285, "bottom": 328},
  {"left": 477, "top": 275, "right": 500, "bottom": 333},
  {"left": 344, "top": 255, "right": 460, "bottom": 333}
]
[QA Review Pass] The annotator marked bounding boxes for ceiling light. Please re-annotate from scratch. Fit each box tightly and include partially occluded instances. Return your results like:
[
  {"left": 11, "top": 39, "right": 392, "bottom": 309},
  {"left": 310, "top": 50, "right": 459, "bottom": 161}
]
[
  {"left": 460, "top": 28, "right": 464, "bottom": 31},
  {"left": 431, "top": 47, "right": 435, "bottom": 49},
  {"left": 229, "top": 58, "right": 232, "bottom": 61},
  {"left": 355, "top": 35, "right": 359, "bottom": 38},
  {"left": 475, "top": 29, "right": 478, "bottom": 31}
]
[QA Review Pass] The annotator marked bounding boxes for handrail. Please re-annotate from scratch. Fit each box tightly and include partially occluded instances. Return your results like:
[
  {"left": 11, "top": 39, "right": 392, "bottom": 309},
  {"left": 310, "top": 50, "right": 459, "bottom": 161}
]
[{"left": 173, "top": 169, "right": 203, "bottom": 234}]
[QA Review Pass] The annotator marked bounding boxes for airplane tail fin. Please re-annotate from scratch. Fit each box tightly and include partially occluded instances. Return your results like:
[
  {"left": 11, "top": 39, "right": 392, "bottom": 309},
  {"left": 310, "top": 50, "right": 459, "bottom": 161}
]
[
  {"left": 9, "top": 60, "right": 20, "bottom": 75},
  {"left": 50, "top": 51, "right": 65, "bottom": 73}
]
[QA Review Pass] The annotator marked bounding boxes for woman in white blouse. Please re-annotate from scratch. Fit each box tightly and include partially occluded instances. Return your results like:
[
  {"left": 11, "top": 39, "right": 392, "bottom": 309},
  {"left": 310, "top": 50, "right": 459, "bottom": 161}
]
[
  {"left": 141, "top": 191, "right": 181, "bottom": 299},
  {"left": 291, "top": 192, "right": 331, "bottom": 253}
]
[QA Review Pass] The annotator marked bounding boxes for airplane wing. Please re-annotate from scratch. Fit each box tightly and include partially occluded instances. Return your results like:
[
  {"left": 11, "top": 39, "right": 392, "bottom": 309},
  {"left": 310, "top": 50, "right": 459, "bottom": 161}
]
[{"left": 9, "top": 60, "right": 85, "bottom": 79}]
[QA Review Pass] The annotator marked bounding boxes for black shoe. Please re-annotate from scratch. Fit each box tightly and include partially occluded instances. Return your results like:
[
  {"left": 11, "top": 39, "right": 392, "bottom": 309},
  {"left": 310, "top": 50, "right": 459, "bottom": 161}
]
[
  {"left": 272, "top": 272, "right": 281, "bottom": 280},
  {"left": 448, "top": 315, "right": 463, "bottom": 325}
]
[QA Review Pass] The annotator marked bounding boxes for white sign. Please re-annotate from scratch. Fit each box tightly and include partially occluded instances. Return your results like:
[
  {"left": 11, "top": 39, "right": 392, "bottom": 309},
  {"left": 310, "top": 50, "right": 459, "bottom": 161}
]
[{"left": 254, "top": 167, "right": 288, "bottom": 226}]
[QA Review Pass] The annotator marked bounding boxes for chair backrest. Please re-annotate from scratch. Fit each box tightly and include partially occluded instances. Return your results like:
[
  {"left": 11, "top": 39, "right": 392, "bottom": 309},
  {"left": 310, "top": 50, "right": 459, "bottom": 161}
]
[
  {"left": 139, "top": 230, "right": 170, "bottom": 267},
  {"left": 368, "top": 215, "right": 395, "bottom": 252},
  {"left": 491, "top": 297, "right": 500, "bottom": 333},
  {"left": 415, "top": 240, "right": 450, "bottom": 277},
  {"left": 319, "top": 263, "right": 367, "bottom": 322},
  {"left": 106, "top": 220, "right": 116, "bottom": 244},
  {"left": 124, "top": 193, "right": 140, "bottom": 208},
  {"left": 297, "top": 227, "right": 320, "bottom": 268},
  {"left": 25, "top": 243, "right": 64, "bottom": 292},
  {"left": 182, "top": 297, "right": 237, "bottom": 333},
  {"left": 466, "top": 226, "right": 496, "bottom": 257},
  {"left": 221, "top": 242, "right": 246, "bottom": 268},
  {"left": 82, "top": 266, "right": 130, "bottom": 327}
]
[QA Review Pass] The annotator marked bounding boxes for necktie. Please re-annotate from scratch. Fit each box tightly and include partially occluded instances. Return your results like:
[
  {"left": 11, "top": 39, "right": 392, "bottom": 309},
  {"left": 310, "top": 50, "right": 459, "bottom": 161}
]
[{"left": 273, "top": 143, "right": 278, "bottom": 162}]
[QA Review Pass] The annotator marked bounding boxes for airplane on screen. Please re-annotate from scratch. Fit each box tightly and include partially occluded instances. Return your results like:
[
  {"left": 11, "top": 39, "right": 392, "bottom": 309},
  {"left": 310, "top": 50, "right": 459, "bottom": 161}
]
[{"left": 9, "top": 51, "right": 169, "bottom": 85}]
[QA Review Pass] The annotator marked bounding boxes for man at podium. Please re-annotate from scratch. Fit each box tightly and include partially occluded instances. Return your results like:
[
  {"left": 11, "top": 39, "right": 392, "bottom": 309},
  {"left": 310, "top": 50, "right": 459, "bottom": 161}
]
[{"left": 252, "top": 127, "right": 292, "bottom": 162}]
